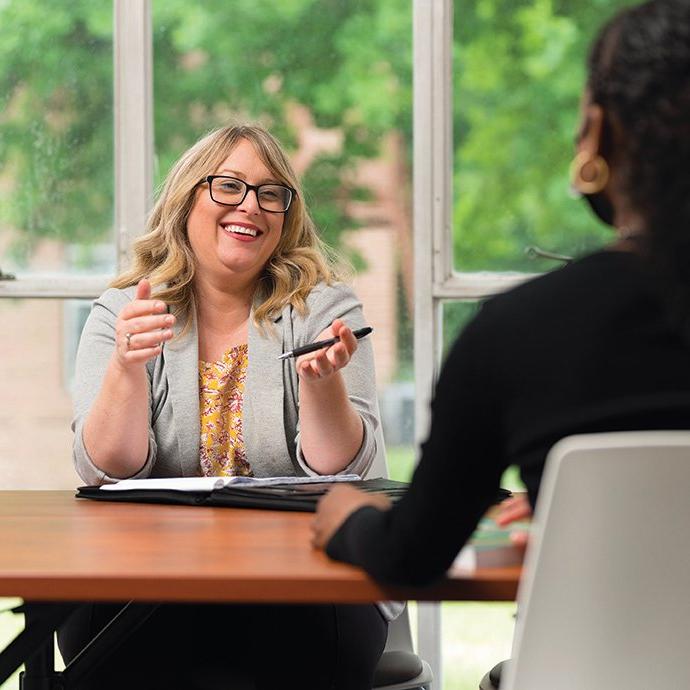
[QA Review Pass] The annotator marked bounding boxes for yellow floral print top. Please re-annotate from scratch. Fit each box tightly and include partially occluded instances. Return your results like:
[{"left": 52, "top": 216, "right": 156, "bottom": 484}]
[{"left": 198, "top": 344, "right": 253, "bottom": 477}]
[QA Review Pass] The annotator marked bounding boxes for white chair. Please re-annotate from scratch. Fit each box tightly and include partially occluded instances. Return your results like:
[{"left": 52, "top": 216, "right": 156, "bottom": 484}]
[{"left": 498, "top": 431, "right": 690, "bottom": 690}]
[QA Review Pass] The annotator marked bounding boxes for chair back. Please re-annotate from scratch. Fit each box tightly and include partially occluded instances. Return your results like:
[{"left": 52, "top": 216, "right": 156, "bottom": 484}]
[
  {"left": 366, "top": 402, "right": 390, "bottom": 479},
  {"left": 501, "top": 431, "right": 690, "bottom": 690}
]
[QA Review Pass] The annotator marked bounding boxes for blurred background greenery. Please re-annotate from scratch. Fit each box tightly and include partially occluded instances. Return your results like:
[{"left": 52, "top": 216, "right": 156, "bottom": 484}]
[{"left": 1, "top": 0, "right": 635, "bottom": 343}]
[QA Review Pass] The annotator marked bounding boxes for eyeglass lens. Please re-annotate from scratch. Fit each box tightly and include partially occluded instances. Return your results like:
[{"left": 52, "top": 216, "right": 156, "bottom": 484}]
[{"left": 210, "top": 177, "right": 292, "bottom": 212}]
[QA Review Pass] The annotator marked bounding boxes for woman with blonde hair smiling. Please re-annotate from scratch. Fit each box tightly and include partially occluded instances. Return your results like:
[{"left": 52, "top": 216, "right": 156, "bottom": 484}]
[{"left": 59, "top": 123, "right": 387, "bottom": 689}]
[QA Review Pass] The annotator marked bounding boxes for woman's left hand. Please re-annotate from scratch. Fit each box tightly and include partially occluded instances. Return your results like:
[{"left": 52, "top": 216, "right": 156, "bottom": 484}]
[
  {"left": 296, "top": 318, "right": 357, "bottom": 382},
  {"left": 311, "top": 484, "right": 392, "bottom": 549}
]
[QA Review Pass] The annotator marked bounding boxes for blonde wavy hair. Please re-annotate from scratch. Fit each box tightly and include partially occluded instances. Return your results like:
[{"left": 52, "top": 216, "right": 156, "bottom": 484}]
[{"left": 112, "top": 123, "right": 342, "bottom": 329}]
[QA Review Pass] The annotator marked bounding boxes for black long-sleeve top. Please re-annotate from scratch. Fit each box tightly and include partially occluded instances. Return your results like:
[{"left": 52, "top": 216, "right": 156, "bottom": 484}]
[{"left": 327, "top": 250, "right": 690, "bottom": 586}]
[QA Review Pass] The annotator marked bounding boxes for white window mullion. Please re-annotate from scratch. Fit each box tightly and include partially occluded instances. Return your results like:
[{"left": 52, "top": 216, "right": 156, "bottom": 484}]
[
  {"left": 114, "top": 0, "right": 153, "bottom": 272},
  {"left": 414, "top": 0, "right": 454, "bottom": 686},
  {"left": 436, "top": 271, "right": 536, "bottom": 301},
  {"left": 0, "top": 276, "right": 114, "bottom": 299}
]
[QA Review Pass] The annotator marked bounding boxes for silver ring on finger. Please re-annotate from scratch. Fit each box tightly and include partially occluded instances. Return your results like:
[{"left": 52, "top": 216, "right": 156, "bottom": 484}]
[{"left": 125, "top": 332, "right": 133, "bottom": 350}]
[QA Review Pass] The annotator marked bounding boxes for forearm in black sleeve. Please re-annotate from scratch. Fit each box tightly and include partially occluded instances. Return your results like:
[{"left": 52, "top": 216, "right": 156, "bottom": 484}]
[{"left": 326, "top": 314, "right": 507, "bottom": 586}]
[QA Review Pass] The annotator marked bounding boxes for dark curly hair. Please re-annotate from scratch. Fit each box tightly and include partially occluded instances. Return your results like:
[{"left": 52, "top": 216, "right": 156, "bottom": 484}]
[{"left": 587, "top": 0, "right": 690, "bottom": 336}]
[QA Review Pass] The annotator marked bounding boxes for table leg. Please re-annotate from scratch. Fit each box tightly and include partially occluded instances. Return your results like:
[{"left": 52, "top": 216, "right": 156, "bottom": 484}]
[
  {"left": 1, "top": 601, "right": 159, "bottom": 690},
  {"left": 0, "top": 603, "right": 77, "bottom": 689},
  {"left": 60, "top": 602, "right": 159, "bottom": 689},
  {"left": 20, "top": 633, "right": 55, "bottom": 690}
]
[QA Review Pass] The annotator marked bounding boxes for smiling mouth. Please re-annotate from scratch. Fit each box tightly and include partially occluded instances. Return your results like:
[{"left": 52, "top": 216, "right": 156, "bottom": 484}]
[{"left": 221, "top": 223, "right": 262, "bottom": 238}]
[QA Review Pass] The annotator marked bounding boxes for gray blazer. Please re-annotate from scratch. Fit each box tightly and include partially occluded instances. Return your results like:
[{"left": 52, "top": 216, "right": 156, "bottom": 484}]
[
  {"left": 72, "top": 282, "right": 382, "bottom": 485},
  {"left": 71, "top": 281, "right": 402, "bottom": 622}
]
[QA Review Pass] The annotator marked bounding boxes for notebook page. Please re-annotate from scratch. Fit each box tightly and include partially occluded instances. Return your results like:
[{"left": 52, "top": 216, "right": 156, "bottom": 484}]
[{"left": 100, "top": 474, "right": 361, "bottom": 492}]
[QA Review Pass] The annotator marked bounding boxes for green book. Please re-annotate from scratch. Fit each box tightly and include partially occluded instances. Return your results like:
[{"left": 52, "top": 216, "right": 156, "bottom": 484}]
[{"left": 453, "top": 517, "right": 530, "bottom": 570}]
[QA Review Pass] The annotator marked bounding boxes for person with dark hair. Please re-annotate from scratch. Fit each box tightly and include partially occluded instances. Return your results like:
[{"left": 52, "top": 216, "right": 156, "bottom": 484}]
[{"left": 312, "top": 0, "right": 690, "bottom": 675}]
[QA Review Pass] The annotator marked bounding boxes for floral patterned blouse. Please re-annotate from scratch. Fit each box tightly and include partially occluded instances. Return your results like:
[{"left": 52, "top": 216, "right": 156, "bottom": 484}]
[{"left": 198, "top": 344, "right": 253, "bottom": 477}]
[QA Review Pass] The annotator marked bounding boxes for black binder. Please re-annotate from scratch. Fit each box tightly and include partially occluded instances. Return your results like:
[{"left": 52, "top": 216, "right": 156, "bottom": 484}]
[
  {"left": 76, "top": 478, "right": 410, "bottom": 513},
  {"left": 76, "top": 480, "right": 513, "bottom": 513}
]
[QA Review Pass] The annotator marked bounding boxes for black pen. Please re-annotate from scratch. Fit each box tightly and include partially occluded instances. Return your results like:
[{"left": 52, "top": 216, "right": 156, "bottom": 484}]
[{"left": 278, "top": 326, "right": 373, "bottom": 360}]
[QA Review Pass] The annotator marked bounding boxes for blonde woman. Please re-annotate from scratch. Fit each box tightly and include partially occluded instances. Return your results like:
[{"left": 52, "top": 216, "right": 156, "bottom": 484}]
[{"left": 60, "top": 124, "right": 387, "bottom": 689}]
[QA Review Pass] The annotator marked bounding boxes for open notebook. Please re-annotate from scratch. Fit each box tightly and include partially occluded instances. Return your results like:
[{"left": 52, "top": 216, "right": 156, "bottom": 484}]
[
  {"left": 76, "top": 475, "right": 412, "bottom": 513},
  {"left": 99, "top": 474, "right": 361, "bottom": 492}
]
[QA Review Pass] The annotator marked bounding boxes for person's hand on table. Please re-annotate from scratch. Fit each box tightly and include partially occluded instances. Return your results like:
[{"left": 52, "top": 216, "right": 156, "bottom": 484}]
[
  {"left": 296, "top": 319, "right": 357, "bottom": 382},
  {"left": 494, "top": 494, "right": 532, "bottom": 548},
  {"left": 311, "top": 485, "right": 392, "bottom": 549}
]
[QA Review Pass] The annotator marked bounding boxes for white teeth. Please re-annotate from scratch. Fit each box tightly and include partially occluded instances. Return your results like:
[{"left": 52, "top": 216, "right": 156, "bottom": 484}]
[{"left": 223, "top": 224, "right": 258, "bottom": 237}]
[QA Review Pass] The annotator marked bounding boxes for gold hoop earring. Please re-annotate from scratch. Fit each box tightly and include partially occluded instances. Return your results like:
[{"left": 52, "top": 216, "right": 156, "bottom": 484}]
[{"left": 569, "top": 151, "right": 610, "bottom": 195}]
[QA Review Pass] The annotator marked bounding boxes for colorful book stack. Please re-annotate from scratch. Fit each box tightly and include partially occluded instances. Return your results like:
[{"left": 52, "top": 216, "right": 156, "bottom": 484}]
[{"left": 452, "top": 517, "right": 529, "bottom": 570}]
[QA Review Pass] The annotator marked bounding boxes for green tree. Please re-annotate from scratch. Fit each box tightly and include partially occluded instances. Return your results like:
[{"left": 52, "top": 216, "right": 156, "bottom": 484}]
[
  {"left": 452, "top": 0, "right": 635, "bottom": 272},
  {"left": 0, "top": 1, "right": 113, "bottom": 263},
  {"left": 0, "top": 0, "right": 412, "bottom": 266}
]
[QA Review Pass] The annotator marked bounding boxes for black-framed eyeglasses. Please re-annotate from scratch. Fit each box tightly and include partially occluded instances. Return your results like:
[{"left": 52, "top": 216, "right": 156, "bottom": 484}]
[{"left": 202, "top": 175, "right": 295, "bottom": 214}]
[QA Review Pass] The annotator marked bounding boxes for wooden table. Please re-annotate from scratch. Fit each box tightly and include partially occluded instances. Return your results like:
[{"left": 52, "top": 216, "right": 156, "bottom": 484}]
[
  {"left": 0, "top": 491, "right": 520, "bottom": 603},
  {"left": 0, "top": 490, "right": 520, "bottom": 688}
]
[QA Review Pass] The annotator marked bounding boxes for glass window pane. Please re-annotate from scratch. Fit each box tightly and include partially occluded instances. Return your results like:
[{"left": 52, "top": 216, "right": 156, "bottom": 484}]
[
  {"left": 152, "top": 0, "right": 414, "bottom": 478},
  {"left": 442, "top": 601, "right": 516, "bottom": 689},
  {"left": 443, "top": 300, "right": 480, "bottom": 357},
  {"left": 0, "top": 2, "right": 114, "bottom": 278},
  {"left": 440, "top": 300, "right": 523, "bottom": 690},
  {"left": 0, "top": 299, "right": 89, "bottom": 489},
  {"left": 443, "top": 300, "right": 527, "bottom": 486},
  {"left": 452, "top": 0, "right": 637, "bottom": 272}
]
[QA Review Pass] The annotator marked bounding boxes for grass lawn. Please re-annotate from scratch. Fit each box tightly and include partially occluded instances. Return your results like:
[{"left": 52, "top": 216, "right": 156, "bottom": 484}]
[{"left": 439, "top": 601, "right": 515, "bottom": 689}]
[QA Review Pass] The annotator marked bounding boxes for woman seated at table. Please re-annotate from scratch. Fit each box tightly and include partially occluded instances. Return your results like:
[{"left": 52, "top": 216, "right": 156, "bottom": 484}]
[
  {"left": 60, "top": 123, "right": 387, "bottom": 689},
  {"left": 312, "top": 0, "right": 690, "bottom": 595}
]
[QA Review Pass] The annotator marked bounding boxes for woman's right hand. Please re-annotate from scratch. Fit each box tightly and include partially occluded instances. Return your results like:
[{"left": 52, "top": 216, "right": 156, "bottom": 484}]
[
  {"left": 494, "top": 494, "right": 532, "bottom": 548},
  {"left": 114, "top": 279, "right": 175, "bottom": 367}
]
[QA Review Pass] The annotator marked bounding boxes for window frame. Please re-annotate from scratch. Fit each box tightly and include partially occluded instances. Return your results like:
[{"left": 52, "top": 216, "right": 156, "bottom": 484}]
[{"left": 413, "top": 0, "right": 535, "bottom": 679}]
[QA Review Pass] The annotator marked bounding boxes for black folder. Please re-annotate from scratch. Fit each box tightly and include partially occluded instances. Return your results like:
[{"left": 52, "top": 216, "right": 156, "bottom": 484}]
[
  {"left": 76, "top": 481, "right": 513, "bottom": 513},
  {"left": 76, "top": 478, "right": 410, "bottom": 513}
]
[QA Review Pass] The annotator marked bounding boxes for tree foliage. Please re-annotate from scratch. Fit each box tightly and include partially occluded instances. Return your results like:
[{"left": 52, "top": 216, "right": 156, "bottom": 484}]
[
  {"left": 1, "top": 0, "right": 635, "bottom": 277},
  {"left": 0, "top": 0, "right": 411, "bottom": 267},
  {"left": 453, "top": 0, "right": 635, "bottom": 271},
  {"left": 0, "top": 1, "right": 113, "bottom": 262}
]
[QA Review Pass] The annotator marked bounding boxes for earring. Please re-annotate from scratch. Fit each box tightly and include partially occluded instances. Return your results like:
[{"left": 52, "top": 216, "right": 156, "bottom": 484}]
[{"left": 569, "top": 151, "right": 610, "bottom": 194}]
